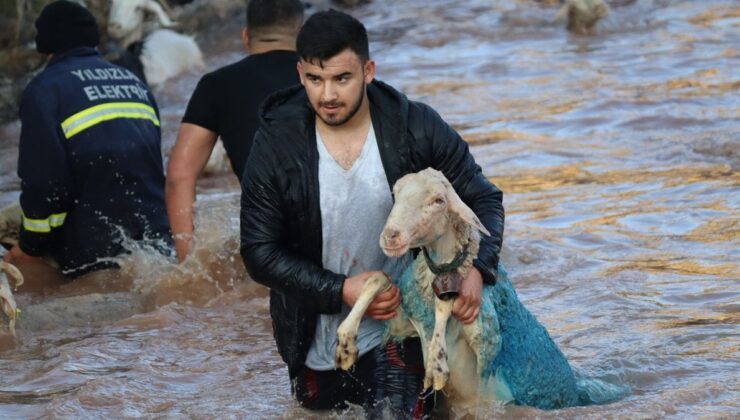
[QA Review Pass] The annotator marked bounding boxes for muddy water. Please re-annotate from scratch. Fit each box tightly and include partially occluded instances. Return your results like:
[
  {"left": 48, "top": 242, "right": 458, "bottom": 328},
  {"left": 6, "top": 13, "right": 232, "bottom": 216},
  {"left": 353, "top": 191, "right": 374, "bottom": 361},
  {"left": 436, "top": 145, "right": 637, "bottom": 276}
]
[{"left": 1, "top": 0, "right": 738, "bottom": 418}]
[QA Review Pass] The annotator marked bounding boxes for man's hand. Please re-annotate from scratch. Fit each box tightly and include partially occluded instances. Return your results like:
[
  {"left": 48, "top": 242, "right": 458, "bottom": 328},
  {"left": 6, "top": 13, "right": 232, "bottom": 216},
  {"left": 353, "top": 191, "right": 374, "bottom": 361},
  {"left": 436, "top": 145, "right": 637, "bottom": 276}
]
[
  {"left": 452, "top": 267, "right": 483, "bottom": 324},
  {"left": 165, "top": 123, "right": 219, "bottom": 263},
  {"left": 342, "top": 271, "right": 400, "bottom": 321},
  {"left": 3, "top": 245, "right": 43, "bottom": 264}
]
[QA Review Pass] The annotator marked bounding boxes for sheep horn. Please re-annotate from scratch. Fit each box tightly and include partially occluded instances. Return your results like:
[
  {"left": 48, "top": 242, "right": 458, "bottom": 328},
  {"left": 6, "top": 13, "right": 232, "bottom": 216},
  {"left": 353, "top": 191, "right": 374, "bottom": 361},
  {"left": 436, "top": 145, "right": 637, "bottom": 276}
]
[{"left": 143, "top": 0, "right": 177, "bottom": 27}]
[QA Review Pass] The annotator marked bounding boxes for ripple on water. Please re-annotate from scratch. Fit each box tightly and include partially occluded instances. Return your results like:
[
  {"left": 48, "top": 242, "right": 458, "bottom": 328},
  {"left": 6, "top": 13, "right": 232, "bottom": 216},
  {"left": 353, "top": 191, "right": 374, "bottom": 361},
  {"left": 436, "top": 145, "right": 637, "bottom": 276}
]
[{"left": 1, "top": 0, "right": 740, "bottom": 417}]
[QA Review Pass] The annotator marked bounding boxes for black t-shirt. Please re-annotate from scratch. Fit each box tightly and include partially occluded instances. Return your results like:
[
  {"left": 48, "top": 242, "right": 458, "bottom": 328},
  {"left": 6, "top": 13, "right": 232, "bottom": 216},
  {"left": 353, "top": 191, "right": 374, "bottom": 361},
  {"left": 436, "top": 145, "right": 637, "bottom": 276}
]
[{"left": 182, "top": 50, "right": 299, "bottom": 179}]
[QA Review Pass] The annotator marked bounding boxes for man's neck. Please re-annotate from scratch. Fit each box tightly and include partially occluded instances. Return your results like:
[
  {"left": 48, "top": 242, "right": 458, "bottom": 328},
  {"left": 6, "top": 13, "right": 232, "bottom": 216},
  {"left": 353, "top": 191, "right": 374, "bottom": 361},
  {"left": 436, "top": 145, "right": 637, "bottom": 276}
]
[
  {"left": 248, "top": 40, "right": 295, "bottom": 55},
  {"left": 316, "top": 97, "right": 373, "bottom": 170}
]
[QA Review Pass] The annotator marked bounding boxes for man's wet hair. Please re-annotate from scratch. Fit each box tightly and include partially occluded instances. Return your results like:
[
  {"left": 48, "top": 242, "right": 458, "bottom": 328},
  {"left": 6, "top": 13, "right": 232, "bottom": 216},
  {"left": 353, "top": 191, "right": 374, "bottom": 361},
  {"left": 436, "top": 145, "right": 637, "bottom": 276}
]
[
  {"left": 296, "top": 9, "right": 370, "bottom": 66},
  {"left": 247, "top": 0, "right": 304, "bottom": 32}
]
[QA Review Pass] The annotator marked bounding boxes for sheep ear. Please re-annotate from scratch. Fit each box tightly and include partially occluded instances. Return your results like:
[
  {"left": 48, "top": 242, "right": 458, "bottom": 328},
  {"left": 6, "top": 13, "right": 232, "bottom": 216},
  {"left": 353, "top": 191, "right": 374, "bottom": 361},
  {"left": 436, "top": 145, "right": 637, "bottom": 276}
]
[
  {"left": 143, "top": 0, "right": 176, "bottom": 27},
  {"left": 446, "top": 186, "right": 490, "bottom": 237}
]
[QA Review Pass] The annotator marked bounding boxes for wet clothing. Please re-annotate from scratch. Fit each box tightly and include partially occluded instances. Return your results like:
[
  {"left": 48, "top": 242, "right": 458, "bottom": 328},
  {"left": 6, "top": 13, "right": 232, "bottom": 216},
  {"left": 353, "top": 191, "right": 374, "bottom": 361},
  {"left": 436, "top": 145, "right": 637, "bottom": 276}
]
[
  {"left": 240, "top": 79, "right": 505, "bottom": 379},
  {"left": 17, "top": 47, "right": 171, "bottom": 278},
  {"left": 182, "top": 50, "right": 300, "bottom": 180},
  {"left": 306, "top": 125, "right": 413, "bottom": 370},
  {"left": 296, "top": 338, "right": 435, "bottom": 419}
]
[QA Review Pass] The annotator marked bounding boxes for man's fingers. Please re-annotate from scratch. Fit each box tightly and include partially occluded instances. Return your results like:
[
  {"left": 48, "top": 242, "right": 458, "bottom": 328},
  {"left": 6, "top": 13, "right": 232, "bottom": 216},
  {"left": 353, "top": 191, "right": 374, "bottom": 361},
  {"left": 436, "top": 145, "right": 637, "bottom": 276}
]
[
  {"left": 367, "top": 310, "right": 397, "bottom": 321},
  {"left": 452, "top": 297, "right": 465, "bottom": 313},
  {"left": 461, "top": 306, "right": 479, "bottom": 324},
  {"left": 376, "top": 286, "right": 399, "bottom": 302},
  {"left": 452, "top": 296, "right": 482, "bottom": 324},
  {"left": 368, "top": 295, "right": 400, "bottom": 313}
]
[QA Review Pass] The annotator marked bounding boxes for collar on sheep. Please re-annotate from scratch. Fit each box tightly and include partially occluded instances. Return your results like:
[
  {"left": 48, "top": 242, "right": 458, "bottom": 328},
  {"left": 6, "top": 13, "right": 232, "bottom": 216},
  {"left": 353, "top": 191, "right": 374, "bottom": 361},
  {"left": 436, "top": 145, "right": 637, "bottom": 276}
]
[{"left": 422, "top": 241, "right": 470, "bottom": 275}]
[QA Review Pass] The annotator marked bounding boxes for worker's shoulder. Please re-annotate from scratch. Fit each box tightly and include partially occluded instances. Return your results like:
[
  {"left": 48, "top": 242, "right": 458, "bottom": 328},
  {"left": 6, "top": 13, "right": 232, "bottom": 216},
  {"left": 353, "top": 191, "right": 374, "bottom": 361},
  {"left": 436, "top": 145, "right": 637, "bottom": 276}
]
[{"left": 207, "top": 51, "right": 297, "bottom": 79}]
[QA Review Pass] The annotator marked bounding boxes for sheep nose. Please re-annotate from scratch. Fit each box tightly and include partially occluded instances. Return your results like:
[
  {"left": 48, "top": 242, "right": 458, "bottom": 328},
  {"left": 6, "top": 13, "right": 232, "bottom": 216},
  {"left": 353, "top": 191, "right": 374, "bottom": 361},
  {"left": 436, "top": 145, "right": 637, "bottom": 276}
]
[
  {"left": 108, "top": 22, "right": 122, "bottom": 33},
  {"left": 383, "top": 229, "right": 400, "bottom": 242}
]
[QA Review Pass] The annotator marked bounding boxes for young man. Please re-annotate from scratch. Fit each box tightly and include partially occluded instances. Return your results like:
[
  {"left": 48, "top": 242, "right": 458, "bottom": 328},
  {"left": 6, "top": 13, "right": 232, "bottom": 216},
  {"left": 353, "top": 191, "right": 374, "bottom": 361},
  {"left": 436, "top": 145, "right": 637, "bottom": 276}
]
[
  {"left": 240, "top": 10, "right": 505, "bottom": 418},
  {"left": 4, "top": 1, "right": 172, "bottom": 277},
  {"left": 165, "top": 0, "right": 304, "bottom": 262}
]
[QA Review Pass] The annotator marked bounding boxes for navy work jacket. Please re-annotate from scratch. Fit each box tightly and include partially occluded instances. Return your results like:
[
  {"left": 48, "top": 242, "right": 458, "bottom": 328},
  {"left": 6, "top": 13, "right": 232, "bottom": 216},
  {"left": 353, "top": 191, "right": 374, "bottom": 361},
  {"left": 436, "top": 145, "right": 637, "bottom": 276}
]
[{"left": 17, "top": 47, "right": 171, "bottom": 277}]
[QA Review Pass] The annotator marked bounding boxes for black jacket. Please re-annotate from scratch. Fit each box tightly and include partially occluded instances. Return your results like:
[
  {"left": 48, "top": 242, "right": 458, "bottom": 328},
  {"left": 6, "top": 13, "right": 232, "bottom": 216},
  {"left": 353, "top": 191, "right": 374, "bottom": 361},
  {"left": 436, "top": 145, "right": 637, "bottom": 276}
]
[
  {"left": 240, "top": 80, "right": 504, "bottom": 378},
  {"left": 18, "top": 47, "right": 171, "bottom": 277}
]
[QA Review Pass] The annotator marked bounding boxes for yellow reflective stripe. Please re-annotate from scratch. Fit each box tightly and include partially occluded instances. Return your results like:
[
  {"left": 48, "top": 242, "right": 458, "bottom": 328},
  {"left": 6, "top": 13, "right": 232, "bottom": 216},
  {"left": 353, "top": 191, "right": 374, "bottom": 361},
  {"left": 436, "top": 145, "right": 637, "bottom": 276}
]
[
  {"left": 49, "top": 213, "right": 66, "bottom": 227},
  {"left": 22, "top": 212, "right": 67, "bottom": 233},
  {"left": 61, "top": 102, "right": 160, "bottom": 139}
]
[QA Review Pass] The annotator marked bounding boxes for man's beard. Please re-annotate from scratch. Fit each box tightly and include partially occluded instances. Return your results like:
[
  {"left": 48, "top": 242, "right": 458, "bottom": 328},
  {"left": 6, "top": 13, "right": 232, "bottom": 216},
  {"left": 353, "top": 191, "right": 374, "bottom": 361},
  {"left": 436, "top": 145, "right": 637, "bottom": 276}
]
[{"left": 315, "top": 82, "right": 365, "bottom": 127}]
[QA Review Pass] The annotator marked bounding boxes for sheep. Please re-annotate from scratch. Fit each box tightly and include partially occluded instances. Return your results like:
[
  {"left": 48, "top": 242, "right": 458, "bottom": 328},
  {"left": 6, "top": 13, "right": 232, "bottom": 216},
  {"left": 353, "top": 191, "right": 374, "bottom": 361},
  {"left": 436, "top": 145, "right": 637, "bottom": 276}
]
[
  {"left": 107, "top": 0, "right": 176, "bottom": 47},
  {"left": 0, "top": 261, "right": 23, "bottom": 336},
  {"left": 0, "top": 201, "right": 21, "bottom": 248},
  {"left": 554, "top": 0, "right": 610, "bottom": 34},
  {"left": 107, "top": 0, "right": 204, "bottom": 86},
  {"left": 336, "top": 168, "right": 627, "bottom": 409}
]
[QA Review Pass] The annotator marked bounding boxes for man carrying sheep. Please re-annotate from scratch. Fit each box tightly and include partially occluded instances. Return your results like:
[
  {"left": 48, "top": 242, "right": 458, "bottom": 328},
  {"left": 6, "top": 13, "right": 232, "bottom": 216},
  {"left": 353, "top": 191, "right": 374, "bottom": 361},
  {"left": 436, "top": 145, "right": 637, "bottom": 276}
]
[
  {"left": 240, "top": 10, "right": 505, "bottom": 418},
  {"left": 166, "top": 0, "right": 304, "bottom": 262},
  {"left": 3, "top": 1, "right": 172, "bottom": 278}
]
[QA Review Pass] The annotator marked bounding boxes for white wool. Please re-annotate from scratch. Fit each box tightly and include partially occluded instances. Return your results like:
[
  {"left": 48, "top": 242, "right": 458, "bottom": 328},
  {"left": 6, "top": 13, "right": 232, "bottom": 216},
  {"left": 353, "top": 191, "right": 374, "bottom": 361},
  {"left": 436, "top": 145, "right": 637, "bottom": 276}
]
[
  {"left": 107, "top": 0, "right": 202, "bottom": 86},
  {"left": 139, "top": 29, "right": 204, "bottom": 86}
]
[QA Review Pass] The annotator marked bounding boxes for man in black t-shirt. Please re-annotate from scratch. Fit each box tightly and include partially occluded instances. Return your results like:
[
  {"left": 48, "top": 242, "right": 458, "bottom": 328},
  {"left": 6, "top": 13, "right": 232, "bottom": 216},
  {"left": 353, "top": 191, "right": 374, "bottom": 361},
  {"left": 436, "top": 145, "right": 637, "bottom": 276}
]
[{"left": 166, "top": 0, "right": 303, "bottom": 261}]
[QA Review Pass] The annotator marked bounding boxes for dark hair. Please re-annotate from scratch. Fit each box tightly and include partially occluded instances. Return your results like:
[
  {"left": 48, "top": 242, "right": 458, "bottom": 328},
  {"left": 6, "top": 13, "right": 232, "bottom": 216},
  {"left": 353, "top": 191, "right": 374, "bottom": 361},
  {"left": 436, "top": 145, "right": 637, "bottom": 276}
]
[
  {"left": 296, "top": 9, "right": 369, "bottom": 65},
  {"left": 247, "top": 0, "right": 304, "bottom": 31}
]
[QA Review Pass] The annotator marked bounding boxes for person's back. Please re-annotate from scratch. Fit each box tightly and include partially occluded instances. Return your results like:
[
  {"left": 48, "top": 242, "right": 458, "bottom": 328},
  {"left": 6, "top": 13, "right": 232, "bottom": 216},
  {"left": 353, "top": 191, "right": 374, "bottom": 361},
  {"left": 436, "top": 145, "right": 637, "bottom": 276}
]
[
  {"left": 166, "top": 0, "right": 304, "bottom": 262},
  {"left": 7, "top": 1, "right": 171, "bottom": 277},
  {"left": 182, "top": 49, "right": 299, "bottom": 179}
]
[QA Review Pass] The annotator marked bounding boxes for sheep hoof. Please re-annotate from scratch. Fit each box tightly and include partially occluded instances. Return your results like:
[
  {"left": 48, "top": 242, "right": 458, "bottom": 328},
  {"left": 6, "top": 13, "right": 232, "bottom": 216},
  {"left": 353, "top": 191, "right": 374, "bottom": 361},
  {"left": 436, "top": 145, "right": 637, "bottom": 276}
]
[
  {"left": 424, "top": 352, "right": 450, "bottom": 391},
  {"left": 335, "top": 329, "right": 359, "bottom": 370}
]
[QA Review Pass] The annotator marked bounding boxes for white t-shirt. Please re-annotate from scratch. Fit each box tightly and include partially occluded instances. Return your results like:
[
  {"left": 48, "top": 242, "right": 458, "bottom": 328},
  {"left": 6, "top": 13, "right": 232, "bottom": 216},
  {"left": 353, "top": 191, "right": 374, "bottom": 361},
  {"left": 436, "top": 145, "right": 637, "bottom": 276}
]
[{"left": 304, "top": 123, "right": 412, "bottom": 371}]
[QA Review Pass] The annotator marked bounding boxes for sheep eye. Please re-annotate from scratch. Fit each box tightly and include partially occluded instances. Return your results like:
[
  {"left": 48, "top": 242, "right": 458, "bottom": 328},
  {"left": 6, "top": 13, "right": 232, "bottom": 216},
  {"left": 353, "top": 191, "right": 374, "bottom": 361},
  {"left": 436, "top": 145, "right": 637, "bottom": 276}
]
[{"left": 431, "top": 197, "right": 446, "bottom": 206}]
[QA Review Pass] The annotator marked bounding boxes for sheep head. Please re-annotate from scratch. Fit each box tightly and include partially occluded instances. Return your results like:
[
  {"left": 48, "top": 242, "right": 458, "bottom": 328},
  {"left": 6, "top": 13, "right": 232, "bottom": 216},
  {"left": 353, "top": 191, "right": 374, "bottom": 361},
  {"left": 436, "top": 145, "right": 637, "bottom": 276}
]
[
  {"left": 108, "top": 0, "right": 175, "bottom": 44},
  {"left": 380, "top": 168, "right": 489, "bottom": 258}
]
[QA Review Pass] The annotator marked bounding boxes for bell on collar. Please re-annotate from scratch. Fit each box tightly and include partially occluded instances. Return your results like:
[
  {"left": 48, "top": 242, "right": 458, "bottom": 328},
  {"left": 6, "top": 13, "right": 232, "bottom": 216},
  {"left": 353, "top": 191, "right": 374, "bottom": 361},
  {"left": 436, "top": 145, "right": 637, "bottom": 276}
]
[{"left": 432, "top": 271, "right": 463, "bottom": 300}]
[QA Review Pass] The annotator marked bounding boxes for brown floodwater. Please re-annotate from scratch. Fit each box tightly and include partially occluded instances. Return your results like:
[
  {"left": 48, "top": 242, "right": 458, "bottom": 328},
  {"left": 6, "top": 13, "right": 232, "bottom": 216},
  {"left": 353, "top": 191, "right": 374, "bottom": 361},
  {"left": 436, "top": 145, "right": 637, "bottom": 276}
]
[{"left": 0, "top": 0, "right": 738, "bottom": 418}]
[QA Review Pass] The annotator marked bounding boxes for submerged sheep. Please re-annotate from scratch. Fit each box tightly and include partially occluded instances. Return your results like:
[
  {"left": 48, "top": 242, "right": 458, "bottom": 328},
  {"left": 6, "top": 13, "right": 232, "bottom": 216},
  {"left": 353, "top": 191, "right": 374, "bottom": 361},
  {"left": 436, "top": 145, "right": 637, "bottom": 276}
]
[{"left": 555, "top": 0, "right": 610, "bottom": 34}]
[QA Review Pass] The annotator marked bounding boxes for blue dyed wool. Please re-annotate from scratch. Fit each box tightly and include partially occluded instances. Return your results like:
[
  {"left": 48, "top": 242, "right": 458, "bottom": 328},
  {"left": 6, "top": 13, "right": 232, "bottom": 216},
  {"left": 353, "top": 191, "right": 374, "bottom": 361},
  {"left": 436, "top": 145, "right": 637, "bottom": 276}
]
[{"left": 389, "top": 262, "right": 626, "bottom": 409}]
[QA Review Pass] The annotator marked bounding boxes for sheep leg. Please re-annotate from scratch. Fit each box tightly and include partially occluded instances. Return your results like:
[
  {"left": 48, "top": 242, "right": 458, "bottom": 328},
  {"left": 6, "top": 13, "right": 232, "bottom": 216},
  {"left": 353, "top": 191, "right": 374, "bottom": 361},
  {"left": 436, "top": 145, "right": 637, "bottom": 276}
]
[
  {"left": 461, "top": 320, "right": 488, "bottom": 376},
  {"left": 335, "top": 272, "right": 390, "bottom": 370},
  {"left": 0, "top": 261, "right": 24, "bottom": 289},
  {"left": 425, "top": 297, "right": 454, "bottom": 391},
  {"left": 0, "top": 273, "right": 18, "bottom": 336}
]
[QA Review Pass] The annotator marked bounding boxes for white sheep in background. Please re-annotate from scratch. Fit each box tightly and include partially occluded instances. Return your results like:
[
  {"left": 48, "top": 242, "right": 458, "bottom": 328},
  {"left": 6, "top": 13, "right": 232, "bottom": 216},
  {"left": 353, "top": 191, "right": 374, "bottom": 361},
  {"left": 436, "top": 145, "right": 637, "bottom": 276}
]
[{"left": 107, "top": 0, "right": 204, "bottom": 86}]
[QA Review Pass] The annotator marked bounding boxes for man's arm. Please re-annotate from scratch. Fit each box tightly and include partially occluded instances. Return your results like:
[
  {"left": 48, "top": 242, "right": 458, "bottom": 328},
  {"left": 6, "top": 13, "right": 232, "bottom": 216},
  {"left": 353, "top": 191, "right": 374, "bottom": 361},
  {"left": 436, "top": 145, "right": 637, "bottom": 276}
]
[
  {"left": 240, "top": 129, "right": 348, "bottom": 315},
  {"left": 413, "top": 103, "right": 504, "bottom": 324},
  {"left": 418, "top": 103, "right": 505, "bottom": 284},
  {"left": 165, "top": 123, "right": 218, "bottom": 262},
  {"left": 16, "top": 82, "right": 72, "bottom": 259}
]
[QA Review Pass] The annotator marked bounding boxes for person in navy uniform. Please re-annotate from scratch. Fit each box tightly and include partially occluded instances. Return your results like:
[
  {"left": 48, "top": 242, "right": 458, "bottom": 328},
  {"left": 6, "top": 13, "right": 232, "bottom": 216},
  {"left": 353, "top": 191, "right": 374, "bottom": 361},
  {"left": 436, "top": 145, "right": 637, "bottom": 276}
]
[{"left": 3, "top": 1, "right": 172, "bottom": 278}]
